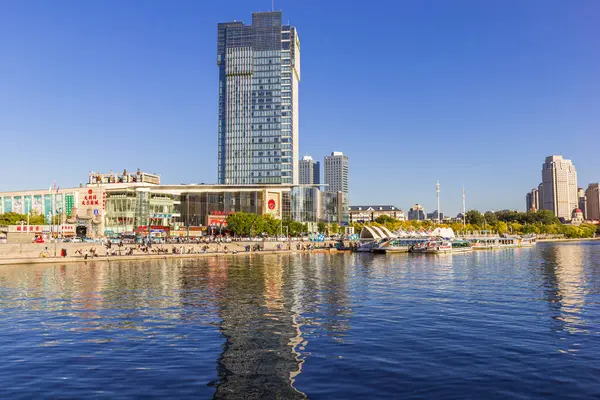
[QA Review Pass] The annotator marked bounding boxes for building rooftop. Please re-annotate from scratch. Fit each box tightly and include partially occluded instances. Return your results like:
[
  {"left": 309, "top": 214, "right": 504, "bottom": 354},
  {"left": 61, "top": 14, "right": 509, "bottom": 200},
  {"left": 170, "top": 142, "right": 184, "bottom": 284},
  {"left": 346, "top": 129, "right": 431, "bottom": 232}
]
[{"left": 349, "top": 205, "right": 401, "bottom": 212}]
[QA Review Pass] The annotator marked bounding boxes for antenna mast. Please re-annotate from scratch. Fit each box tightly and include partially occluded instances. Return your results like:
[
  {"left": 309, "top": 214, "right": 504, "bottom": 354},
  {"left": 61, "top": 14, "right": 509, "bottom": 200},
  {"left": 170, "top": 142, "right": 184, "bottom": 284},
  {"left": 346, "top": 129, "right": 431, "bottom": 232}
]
[
  {"left": 436, "top": 181, "right": 440, "bottom": 225},
  {"left": 462, "top": 185, "right": 466, "bottom": 228},
  {"left": 272, "top": 0, "right": 274, "bottom": 11}
]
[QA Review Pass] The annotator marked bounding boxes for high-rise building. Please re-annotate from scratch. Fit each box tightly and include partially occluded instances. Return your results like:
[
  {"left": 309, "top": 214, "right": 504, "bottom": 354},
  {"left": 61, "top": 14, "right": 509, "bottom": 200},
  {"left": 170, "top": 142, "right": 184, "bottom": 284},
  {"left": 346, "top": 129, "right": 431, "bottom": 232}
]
[
  {"left": 577, "top": 188, "right": 587, "bottom": 219},
  {"left": 324, "top": 152, "right": 348, "bottom": 194},
  {"left": 299, "top": 155, "right": 320, "bottom": 185},
  {"left": 324, "top": 151, "right": 349, "bottom": 222},
  {"left": 526, "top": 188, "right": 540, "bottom": 212},
  {"left": 526, "top": 192, "right": 533, "bottom": 212},
  {"left": 408, "top": 204, "right": 425, "bottom": 221},
  {"left": 585, "top": 183, "right": 600, "bottom": 221},
  {"left": 541, "top": 155, "right": 578, "bottom": 220},
  {"left": 217, "top": 11, "right": 300, "bottom": 185},
  {"left": 537, "top": 183, "right": 544, "bottom": 210}
]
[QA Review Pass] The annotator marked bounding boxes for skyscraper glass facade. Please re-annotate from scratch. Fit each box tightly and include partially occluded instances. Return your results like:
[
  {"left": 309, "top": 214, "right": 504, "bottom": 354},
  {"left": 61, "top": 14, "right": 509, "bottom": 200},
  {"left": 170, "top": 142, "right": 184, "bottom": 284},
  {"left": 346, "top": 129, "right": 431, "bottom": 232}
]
[{"left": 217, "top": 11, "right": 300, "bottom": 185}]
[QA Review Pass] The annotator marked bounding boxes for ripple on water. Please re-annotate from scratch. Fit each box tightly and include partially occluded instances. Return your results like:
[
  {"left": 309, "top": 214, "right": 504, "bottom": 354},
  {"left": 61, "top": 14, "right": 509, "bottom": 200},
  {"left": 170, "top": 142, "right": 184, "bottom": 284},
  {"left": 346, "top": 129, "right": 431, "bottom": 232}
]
[{"left": 0, "top": 245, "right": 599, "bottom": 398}]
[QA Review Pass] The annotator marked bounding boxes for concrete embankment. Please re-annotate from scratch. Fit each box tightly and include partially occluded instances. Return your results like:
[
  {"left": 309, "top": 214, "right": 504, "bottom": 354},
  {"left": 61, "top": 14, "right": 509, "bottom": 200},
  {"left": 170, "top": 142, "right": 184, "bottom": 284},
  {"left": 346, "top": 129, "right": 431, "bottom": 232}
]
[
  {"left": 537, "top": 237, "right": 600, "bottom": 243},
  {"left": 0, "top": 241, "right": 342, "bottom": 266}
]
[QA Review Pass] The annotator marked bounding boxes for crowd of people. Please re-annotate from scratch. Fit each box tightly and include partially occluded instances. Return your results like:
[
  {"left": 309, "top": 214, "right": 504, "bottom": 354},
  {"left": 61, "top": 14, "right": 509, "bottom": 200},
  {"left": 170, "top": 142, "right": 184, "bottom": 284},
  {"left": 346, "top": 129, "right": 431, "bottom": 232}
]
[{"left": 39, "top": 235, "right": 345, "bottom": 259}]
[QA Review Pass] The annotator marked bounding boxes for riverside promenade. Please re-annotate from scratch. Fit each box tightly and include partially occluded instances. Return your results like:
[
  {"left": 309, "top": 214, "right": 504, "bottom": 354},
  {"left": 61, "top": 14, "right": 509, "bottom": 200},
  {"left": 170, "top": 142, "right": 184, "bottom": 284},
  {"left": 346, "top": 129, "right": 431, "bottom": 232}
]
[{"left": 0, "top": 240, "right": 342, "bottom": 266}]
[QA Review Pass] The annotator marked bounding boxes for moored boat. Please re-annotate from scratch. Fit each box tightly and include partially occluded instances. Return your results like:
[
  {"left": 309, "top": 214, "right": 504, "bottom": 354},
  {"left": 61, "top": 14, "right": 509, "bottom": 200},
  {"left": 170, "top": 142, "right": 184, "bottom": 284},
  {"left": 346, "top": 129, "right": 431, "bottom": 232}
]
[
  {"left": 451, "top": 239, "right": 473, "bottom": 253},
  {"left": 411, "top": 239, "right": 453, "bottom": 254},
  {"left": 372, "top": 238, "right": 429, "bottom": 254}
]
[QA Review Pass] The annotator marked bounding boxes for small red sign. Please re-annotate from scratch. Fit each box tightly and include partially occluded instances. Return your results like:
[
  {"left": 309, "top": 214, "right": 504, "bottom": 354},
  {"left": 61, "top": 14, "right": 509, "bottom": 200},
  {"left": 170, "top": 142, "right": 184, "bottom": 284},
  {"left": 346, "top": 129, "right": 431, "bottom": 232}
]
[{"left": 268, "top": 199, "right": 276, "bottom": 210}]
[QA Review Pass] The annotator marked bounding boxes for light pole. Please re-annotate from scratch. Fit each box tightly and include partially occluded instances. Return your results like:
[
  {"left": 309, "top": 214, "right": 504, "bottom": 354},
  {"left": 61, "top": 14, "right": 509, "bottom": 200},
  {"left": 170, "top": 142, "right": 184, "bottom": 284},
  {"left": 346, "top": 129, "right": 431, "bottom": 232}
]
[
  {"left": 186, "top": 194, "right": 190, "bottom": 240},
  {"left": 436, "top": 181, "right": 440, "bottom": 225},
  {"left": 462, "top": 185, "right": 466, "bottom": 231}
]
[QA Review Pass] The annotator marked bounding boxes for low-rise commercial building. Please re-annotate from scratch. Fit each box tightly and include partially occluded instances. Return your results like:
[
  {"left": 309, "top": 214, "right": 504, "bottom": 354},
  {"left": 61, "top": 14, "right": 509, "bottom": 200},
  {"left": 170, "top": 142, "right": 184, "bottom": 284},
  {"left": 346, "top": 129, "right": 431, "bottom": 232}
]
[
  {"left": 348, "top": 205, "right": 405, "bottom": 223},
  {"left": 0, "top": 170, "right": 345, "bottom": 239}
]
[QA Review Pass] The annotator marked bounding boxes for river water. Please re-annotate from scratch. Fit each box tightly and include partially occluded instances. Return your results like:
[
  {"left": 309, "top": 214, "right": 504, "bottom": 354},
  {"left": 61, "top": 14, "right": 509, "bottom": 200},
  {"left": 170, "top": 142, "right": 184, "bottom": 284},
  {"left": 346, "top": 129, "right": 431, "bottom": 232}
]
[{"left": 1, "top": 242, "right": 599, "bottom": 399}]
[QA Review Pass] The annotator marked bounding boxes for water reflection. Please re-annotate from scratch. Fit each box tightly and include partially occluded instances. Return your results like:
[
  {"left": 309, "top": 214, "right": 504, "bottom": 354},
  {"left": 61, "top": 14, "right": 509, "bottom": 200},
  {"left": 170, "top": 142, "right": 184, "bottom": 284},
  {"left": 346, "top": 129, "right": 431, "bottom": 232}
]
[
  {"left": 538, "top": 243, "right": 587, "bottom": 332},
  {"left": 210, "top": 255, "right": 302, "bottom": 398},
  {"left": 1, "top": 244, "right": 600, "bottom": 398}
]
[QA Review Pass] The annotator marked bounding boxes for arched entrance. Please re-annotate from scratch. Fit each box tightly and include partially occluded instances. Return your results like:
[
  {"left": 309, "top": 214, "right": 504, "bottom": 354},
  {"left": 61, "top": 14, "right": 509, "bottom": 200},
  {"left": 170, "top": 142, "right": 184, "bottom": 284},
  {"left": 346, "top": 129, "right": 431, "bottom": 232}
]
[{"left": 76, "top": 226, "right": 87, "bottom": 238}]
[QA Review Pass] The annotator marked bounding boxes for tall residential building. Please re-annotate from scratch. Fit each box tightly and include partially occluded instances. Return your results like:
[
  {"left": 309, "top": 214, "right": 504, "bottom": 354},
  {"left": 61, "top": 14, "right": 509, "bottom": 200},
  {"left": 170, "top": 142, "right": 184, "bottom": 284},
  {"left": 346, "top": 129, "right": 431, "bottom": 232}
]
[
  {"left": 585, "top": 183, "right": 600, "bottom": 221},
  {"left": 577, "top": 188, "right": 587, "bottom": 219},
  {"left": 217, "top": 11, "right": 300, "bottom": 185},
  {"left": 299, "top": 155, "right": 320, "bottom": 185},
  {"left": 324, "top": 151, "right": 349, "bottom": 222},
  {"left": 526, "top": 188, "right": 540, "bottom": 212},
  {"left": 541, "top": 155, "right": 578, "bottom": 220},
  {"left": 537, "top": 183, "right": 544, "bottom": 210}
]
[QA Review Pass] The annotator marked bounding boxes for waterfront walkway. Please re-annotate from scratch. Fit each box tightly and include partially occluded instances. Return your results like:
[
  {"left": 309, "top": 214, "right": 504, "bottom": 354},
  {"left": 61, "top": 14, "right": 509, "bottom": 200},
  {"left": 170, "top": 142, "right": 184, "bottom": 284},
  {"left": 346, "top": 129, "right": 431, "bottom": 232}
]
[{"left": 0, "top": 241, "right": 342, "bottom": 266}]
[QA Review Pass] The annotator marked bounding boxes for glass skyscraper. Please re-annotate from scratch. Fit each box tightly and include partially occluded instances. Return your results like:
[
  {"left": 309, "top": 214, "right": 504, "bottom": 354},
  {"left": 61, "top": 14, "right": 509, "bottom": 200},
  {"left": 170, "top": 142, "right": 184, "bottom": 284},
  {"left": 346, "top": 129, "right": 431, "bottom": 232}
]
[{"left": 217, "top": 11, "right": 300, "bottom": 185}]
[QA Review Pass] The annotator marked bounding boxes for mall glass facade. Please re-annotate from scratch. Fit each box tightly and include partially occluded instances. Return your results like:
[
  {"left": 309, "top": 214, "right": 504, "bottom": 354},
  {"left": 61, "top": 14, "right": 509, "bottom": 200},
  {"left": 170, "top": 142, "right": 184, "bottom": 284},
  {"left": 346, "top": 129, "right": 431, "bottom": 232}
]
[
  {"left": 178, "top": 191, "right": 291, "bottom": 227},
  {"left": 104, "top": 191, "right": 178, "bottom": 234}
]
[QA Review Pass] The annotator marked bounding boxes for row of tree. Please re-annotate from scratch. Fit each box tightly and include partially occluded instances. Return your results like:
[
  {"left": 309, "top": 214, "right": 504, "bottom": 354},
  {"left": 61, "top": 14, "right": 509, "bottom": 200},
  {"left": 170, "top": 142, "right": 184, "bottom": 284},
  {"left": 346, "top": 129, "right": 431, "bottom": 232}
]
[
  {"left": 464, "top": 210, "right": 560, "bottom": 226},
  {"left": 0, "top": 211, "right": 60, "bottom": 226},
  {"left": 225, "top": 212, "right": 309, "bottom": 237},
  {"left": 353, "top": 210, "right": 600, "bottom": 239}
]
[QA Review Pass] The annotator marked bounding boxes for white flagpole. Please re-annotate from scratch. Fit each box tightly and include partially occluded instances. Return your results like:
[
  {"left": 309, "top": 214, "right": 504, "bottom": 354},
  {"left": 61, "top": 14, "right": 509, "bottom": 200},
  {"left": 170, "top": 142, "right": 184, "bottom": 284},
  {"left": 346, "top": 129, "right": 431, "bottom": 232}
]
[
  {"left": 436, "top": 181, "right": 440, "bottom": 225},
  {"left": 462, "top": 185, "right": 466, "bottom": 228}
]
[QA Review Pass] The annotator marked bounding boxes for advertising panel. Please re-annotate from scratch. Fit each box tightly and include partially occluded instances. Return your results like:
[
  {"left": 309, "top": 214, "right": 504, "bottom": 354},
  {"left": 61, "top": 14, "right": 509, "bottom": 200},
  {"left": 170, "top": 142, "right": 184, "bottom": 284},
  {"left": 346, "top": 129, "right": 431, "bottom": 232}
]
[
  {"left": 24, "top": 196, "right": 32, "bottom": 214},
  {"left": 13, "top": 196, "right": 23, "bottom": 214},
  {"left": 266, "top": 192, "right": 281, "bottom": 218},
  {"left": 33, "top": 195, "right": 43, "bottom": 214},
  {"left": 55, "top": 194, "right": 63, "bottom": 214},
  {"left": 44, "top": 195, "right": 52, "bottom": 222}
]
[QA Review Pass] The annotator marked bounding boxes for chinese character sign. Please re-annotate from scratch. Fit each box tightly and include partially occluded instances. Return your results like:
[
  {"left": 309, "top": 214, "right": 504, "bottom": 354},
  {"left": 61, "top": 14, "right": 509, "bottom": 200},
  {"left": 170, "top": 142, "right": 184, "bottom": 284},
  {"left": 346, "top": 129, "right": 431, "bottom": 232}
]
[{"left": 65, "top": 194, "right": 74, "bottom": 217}]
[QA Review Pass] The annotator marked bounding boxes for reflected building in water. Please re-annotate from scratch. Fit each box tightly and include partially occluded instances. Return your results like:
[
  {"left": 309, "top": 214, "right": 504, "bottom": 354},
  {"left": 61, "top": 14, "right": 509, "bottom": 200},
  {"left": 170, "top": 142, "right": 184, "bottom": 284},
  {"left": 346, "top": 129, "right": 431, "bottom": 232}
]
[
  {"left": 539, "top": 243, "right": 586, "bottom": 330},
  {"left": 213, "top": 253, "right": 353, "bottom": 398},
  {"left": 214, "top": 255, "right": 306, "bottom": 399}
]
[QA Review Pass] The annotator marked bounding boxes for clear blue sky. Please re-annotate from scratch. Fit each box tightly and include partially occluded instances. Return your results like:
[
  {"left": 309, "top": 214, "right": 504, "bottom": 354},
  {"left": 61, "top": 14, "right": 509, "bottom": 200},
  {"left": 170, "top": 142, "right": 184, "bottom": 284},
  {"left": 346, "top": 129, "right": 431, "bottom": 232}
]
[{"left": 1, "top": 0, "right": 598, "bottom": 215}]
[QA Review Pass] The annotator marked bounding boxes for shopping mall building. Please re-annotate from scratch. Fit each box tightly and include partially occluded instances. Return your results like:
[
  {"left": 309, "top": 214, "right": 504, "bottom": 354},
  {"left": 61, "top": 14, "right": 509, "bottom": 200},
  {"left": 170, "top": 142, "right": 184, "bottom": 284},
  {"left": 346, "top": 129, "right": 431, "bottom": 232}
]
[{"left": 0, "top": 170, "right": 346, "bottom": 238}]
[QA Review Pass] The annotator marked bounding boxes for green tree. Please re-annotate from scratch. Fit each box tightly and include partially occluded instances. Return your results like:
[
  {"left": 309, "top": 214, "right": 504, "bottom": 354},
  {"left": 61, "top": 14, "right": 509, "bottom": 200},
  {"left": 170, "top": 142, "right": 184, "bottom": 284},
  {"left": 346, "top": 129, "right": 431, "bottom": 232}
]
[
  {"left": 465, "top": 210, "right": 484, "bottom": 225},
  {"left": 226, "top": 212, "right": 256, "bottom": 237},
  {"left": 495, "top": 210, "right": 520, "bottom": 223},
  {"left": 541, "top": 223, "right": 559, "bottom": 235},
  {"left": 496, "top": 221, "right": 508, "bottom": 234},
  {"left": 282, "top": 219, "right": 307, "bottom": 236},
  {"left": 484, "top": 211, "right": 498, "bottom": 225},
  {"left": 510, "top": 222, "right": 523, "bottom": 233},
  {"left": 0, "top": 212, "right": 26, "bottom": 225},
  {"left": 374, "top": 215, "right": 396, "bottom": 224},
  {"left": 329, "top": 223, "right": 340, "bottom": 235},
  {"left": 317, "top": 221, "right": 327, "bottom": 233},
  {"left": 522, "top": 223, "right": 540, "bottom": 234},
  {"left": 535, "top": 210, "right": 560, "bottom": 225}
]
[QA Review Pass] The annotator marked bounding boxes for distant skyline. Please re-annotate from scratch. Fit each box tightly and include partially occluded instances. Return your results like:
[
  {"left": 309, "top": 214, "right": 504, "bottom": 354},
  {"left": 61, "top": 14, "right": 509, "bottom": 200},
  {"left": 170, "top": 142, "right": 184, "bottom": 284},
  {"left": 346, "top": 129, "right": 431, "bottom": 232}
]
[{"left": 1, "top": 0, "right": 598, "bottom": 214}]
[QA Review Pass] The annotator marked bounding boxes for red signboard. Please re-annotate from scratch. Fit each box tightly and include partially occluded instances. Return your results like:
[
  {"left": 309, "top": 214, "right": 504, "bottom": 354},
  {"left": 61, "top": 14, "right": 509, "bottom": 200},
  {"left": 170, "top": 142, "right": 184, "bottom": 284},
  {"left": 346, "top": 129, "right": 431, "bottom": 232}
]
[
  {"left": 268, "top": 199, "right": 276, "bottom": 210},
  {"left": 208, "top": 215, "right": 227, "bottom": 227},
  {"left": 15, "top": 225, "right": 74, "bottom": 232}
]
